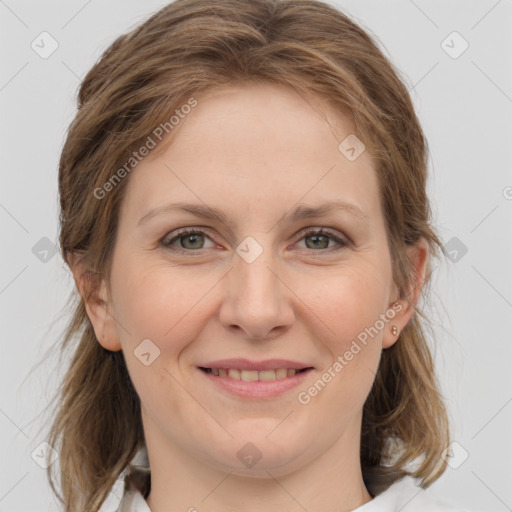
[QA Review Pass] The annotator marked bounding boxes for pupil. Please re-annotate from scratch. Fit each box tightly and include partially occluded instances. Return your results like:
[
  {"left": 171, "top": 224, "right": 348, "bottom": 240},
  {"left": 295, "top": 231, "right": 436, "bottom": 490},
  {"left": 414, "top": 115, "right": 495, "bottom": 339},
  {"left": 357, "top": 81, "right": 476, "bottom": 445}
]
[
  {"left": 306, "top": 234, "right": 328, "bottom": 249},
  {"left": 182, "top": 234, "right": 203, "bottom": 249}
]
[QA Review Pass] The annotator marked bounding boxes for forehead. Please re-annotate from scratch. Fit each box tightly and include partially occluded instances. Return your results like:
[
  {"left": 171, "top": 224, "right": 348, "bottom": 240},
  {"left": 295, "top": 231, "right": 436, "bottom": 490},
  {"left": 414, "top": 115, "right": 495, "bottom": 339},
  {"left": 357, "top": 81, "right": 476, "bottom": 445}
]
[
  {"left": 165, "top": 82, "right": 357, "bottom": 158},
  {"left": 120, "top": 82, "right": 382, "bottom": 225}
]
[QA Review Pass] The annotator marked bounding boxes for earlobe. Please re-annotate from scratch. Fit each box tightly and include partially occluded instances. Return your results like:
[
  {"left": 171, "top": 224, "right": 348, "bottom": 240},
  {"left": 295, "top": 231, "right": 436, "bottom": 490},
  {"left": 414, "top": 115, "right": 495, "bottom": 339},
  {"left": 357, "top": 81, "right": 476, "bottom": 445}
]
[
  {"left": 382, "top": 301, "right": 404, "bottom": 349},
  {"left": 72, "top": 264, "right": 122, "bottom": 352}
]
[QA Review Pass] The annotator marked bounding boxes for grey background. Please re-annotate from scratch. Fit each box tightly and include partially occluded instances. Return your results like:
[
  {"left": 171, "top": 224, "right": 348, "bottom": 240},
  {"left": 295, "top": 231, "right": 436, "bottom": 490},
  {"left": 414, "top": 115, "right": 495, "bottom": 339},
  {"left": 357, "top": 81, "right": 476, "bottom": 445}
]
[{"left": 1, "top": 0, "right": 511, "bottom": 511}]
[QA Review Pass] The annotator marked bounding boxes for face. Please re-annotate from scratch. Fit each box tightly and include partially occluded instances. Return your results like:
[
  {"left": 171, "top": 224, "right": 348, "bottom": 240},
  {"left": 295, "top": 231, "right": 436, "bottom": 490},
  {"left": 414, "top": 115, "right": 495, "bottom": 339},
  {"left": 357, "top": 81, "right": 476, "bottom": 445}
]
[{"left": 85, "top": 82, "right": 420, "bottom": 477}]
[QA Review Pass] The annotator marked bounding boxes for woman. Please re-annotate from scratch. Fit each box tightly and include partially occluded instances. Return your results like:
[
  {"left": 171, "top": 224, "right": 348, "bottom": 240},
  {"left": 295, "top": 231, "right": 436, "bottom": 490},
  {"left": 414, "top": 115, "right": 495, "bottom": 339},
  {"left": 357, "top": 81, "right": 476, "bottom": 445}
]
[{"left": 46, "top": 0, "right": 469, "bottom": 510}]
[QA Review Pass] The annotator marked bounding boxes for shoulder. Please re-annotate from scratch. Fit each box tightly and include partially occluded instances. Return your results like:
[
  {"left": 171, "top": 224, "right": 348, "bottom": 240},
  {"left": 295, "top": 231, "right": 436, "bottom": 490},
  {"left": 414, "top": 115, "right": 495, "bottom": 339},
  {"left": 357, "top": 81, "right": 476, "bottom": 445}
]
[{"left": 355, "top": 476, "right": 471, "bottom": 512}]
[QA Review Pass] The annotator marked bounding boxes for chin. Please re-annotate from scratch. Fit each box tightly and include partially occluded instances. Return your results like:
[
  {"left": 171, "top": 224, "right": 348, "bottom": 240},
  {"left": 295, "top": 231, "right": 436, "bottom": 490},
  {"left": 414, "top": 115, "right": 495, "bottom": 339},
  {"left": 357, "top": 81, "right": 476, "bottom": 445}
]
[{"left": 196, "top": 427, "right": 312, "bottom": 476}]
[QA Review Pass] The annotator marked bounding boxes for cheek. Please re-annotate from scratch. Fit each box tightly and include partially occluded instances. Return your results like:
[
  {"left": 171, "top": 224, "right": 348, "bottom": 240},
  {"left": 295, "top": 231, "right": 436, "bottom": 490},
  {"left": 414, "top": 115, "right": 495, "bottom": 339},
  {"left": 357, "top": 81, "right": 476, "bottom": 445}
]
[
  {"left": 294, "top": 264, "right": 390, "bottom": 407},
  {"left": 300, "top": 263, "right": 392, "bottom": 346},
  {"left": 111, "top": 258, "right": 217, "bottom": 353},
  {"left": 110, "top": 260, "right": 210, "bottom": 421}
]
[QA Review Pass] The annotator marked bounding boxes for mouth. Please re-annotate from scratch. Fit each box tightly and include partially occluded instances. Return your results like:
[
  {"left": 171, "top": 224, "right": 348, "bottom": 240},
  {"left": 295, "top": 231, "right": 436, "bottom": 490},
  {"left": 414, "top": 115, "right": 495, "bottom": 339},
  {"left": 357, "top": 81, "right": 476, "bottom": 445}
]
[
  {"left": 199, "top": 367, "right": 311, "bottom": 381},
  {"left": 197, "top": 359, "right": 314, "bottom": 398}
]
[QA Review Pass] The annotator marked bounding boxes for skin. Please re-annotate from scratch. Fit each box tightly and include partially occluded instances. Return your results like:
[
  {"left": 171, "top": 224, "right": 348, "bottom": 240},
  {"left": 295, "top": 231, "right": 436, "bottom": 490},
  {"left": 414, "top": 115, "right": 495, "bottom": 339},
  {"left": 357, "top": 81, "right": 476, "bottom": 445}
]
[{"left": 76, "top": 82, "right": 427, "bottom": 512}]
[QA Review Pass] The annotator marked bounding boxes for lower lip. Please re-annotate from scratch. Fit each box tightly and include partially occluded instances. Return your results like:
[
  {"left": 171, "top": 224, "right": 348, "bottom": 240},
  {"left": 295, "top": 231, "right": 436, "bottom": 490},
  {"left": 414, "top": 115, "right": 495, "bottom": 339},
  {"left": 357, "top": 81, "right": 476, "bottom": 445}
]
[{"left": 198, "top": 368, "right": 313, "bottom": 398}]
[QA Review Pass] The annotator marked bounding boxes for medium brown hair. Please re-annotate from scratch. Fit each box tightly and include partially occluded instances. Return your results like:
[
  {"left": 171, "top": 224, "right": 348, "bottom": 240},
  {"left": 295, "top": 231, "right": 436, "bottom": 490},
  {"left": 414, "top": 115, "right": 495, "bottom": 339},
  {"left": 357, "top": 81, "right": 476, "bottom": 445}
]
[{"left": 43, "top": 0, "right": 449, "bottom": 510}]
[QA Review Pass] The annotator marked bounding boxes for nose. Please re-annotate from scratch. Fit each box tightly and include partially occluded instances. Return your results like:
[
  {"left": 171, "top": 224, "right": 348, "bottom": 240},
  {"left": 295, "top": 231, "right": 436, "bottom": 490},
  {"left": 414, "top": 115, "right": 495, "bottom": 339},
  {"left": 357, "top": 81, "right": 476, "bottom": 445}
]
[{"left": 218, "top": 243, "right": 295, "bottom": 341}]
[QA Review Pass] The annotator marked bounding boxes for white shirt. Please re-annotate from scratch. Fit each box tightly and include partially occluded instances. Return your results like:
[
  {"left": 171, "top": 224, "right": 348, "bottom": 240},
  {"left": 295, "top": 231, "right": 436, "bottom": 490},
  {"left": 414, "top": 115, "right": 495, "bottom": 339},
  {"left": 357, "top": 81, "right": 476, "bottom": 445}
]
[{"left": 115, "top": 475, "right": 470, "bottom": 511}]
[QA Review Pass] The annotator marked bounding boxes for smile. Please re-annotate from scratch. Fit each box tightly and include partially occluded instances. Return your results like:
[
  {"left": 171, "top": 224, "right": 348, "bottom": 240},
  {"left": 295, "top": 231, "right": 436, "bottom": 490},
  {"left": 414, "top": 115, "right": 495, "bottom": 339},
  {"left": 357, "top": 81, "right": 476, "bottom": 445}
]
[
  {"left": 200, "top": 367, "right": 310, "bottom": 381},
  {"left": 197, "top": 360, "right": 315, "bottom": 398}
]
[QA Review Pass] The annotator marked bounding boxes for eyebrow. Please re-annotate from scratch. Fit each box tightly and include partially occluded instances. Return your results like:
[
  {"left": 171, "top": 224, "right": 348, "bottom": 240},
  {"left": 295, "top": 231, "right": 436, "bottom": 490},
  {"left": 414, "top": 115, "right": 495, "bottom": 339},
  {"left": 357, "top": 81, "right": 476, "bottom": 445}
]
[{"left": 137, "top": 200, "right": 369, "bottom": 227}]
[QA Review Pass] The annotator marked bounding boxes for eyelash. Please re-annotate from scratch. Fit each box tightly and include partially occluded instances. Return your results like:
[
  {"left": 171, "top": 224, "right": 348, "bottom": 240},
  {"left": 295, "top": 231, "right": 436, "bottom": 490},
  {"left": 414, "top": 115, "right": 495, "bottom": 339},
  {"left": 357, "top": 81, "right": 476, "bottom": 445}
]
[{"left": 160, "top": 227, "right": 351, "bottom": 255}]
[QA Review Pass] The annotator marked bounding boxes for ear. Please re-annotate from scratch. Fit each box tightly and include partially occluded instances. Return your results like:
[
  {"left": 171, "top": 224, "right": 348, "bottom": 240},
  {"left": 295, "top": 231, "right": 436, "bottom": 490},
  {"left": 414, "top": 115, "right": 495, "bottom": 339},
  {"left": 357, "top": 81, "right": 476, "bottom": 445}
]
[
  {"left": 382, "top": 238, "right": 428, "bottom": 349},
  {"left": 70, "top": 255, "right": 122, "bottom": 352}
]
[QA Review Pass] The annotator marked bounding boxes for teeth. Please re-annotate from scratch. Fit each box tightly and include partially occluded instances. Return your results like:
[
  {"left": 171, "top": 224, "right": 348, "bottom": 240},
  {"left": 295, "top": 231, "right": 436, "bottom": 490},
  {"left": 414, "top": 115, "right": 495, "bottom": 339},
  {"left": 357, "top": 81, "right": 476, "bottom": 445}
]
[
  {"left": 228, "top": 369, "right": 241, "bottom": 380},
  {"left": 258, "top": 370, "right": 276, "bottom": 381},
  {"left": 208, "top": 368, "right": 300, "bottom": 381},
  {"left": 276, "top": 368, "right": 288, "bottom": 379},
  {"left": 241, "top": 370, "right": 259, "bottom": 382}
]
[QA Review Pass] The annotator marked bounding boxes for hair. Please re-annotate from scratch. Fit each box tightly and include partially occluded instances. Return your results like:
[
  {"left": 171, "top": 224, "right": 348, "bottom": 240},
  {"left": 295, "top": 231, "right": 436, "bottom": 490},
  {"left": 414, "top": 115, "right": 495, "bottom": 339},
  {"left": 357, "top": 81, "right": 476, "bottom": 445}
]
[{"left": 44, "top": 0, "right": 450, "bottom": 510}]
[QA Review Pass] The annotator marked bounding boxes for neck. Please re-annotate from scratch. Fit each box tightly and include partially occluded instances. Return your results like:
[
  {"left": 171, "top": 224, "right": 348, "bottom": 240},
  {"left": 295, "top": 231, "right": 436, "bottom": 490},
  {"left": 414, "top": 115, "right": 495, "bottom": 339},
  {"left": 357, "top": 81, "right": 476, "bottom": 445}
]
[{"left": 143, "top": 413, "right": 373, "bottom": 512}]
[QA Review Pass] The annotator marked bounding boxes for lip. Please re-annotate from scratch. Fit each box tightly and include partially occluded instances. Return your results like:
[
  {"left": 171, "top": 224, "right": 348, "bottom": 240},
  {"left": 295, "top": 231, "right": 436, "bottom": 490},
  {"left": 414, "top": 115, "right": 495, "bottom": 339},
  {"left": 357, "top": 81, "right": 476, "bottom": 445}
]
[
  {"left": 199, "top": 358, "right": 312, "bottom": 371},
  {"left": 199, "top": 368, "right": 313, "bottom": 398}
]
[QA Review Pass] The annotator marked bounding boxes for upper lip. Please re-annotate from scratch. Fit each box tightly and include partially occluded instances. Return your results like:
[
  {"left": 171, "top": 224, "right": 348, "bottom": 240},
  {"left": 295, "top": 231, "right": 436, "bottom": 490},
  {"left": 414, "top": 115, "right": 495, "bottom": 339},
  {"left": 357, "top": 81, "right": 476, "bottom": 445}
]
[{"left": 198, "top": 358, "right": 314, "bottom": 371}]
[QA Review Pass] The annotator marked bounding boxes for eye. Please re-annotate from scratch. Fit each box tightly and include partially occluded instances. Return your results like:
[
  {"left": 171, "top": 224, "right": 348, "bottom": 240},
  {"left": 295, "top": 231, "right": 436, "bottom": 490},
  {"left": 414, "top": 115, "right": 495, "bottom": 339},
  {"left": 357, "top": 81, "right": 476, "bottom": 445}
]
[
  {"left": 161, "top": 226, "right": 350, "bottom": 255},
  {"left": 295, "top": 228, "right": 350, "bottom": 252},
  {"left": 161, "top": 228, "right": 216, "bottom": 253}
]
